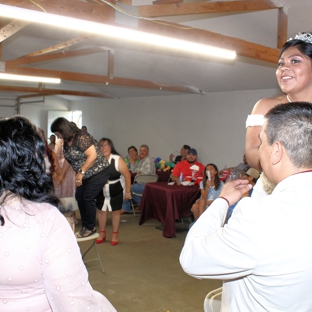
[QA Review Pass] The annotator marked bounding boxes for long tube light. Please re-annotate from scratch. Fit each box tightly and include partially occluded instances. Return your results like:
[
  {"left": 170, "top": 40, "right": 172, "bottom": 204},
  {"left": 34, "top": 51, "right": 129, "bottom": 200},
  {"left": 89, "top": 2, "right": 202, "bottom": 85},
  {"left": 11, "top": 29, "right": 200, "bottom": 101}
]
[
  {"left": 0, "top": 4, "right": 236, "bottom": 60},
  {"left": 0, "top": 73, "right": 61, "bottom": 83}
]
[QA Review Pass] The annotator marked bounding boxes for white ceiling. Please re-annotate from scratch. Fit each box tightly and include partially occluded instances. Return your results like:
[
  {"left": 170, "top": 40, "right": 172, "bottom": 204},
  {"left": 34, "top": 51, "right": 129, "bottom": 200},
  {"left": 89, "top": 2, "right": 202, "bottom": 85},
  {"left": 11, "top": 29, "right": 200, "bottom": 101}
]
[{"left": 0, "top": 0, "right": 311, "bottom": 101}]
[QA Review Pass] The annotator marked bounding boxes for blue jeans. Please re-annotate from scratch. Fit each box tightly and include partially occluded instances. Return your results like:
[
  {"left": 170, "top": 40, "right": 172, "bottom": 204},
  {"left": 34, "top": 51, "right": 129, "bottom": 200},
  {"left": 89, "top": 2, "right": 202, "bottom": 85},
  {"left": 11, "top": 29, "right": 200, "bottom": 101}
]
[
  {"left": 122, "top": 183, "right": 145, "bottom": 213},
  {"left": 75, "top": 168, "right": 110, "bottom": 230}
]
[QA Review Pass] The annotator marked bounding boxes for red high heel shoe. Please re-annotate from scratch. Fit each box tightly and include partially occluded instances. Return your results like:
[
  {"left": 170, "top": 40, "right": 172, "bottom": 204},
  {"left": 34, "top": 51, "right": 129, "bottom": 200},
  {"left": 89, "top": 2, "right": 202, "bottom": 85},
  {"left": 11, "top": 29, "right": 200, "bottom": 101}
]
[
  {"left": 96, "top": 230, "right": 106, "bottom": 244},
  {"left": 111, "top": 231, "right": 118, "bottom": 246}
]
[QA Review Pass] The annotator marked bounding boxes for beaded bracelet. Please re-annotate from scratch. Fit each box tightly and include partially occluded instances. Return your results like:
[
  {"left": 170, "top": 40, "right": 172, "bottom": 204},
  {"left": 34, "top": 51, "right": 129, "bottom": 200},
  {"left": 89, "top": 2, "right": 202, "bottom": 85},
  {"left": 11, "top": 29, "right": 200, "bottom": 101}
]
[{"left": 219, "top": 196, "right": 230, "bottom": 207}]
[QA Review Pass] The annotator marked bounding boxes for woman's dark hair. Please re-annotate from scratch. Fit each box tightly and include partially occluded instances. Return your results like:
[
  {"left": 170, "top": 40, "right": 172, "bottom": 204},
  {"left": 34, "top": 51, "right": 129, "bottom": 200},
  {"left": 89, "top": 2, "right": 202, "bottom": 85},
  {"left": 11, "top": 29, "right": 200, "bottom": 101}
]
[
  {"left": 279, "top": 37, "right": 312, "bottom": 60},
  {"left": 128, "top": 145, "right": 137, "bottom": 153},
  {"left": 203, "top": 163, "right": 221, "bottom": 190},
  {"left": 50, "top": 117, "right": 80, "bottom": 142},
  {"left": 183, "top": 145, "right": 190, "bottom": 150},
  {"left": 99, "top": 138, "right": 120, "bottom": 156},
  {"left": 0, "top": 116, "right": 62, "bottom": 226}
]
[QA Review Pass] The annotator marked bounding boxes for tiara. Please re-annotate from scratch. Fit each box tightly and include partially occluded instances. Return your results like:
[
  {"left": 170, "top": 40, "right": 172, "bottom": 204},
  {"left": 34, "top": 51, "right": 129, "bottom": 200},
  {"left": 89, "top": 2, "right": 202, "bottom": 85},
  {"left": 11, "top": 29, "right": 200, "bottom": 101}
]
[{"left": 287, "top": 32, "right": 312, "bottom": 44}]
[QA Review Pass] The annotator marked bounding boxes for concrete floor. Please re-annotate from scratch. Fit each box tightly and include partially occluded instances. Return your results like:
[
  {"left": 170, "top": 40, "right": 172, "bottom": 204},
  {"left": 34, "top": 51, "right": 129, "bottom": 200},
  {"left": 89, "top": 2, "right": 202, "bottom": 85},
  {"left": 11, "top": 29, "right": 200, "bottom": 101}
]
[{"left": 76, "top": 212, "right": 222, "bottom": 312}]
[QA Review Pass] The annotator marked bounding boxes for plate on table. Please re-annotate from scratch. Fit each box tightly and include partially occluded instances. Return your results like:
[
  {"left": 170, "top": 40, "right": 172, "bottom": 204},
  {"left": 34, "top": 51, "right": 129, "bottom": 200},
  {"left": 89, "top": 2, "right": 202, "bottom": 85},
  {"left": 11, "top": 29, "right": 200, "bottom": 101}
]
[{"left": 181, "top": 181, "right": 194, "bottom": 186}]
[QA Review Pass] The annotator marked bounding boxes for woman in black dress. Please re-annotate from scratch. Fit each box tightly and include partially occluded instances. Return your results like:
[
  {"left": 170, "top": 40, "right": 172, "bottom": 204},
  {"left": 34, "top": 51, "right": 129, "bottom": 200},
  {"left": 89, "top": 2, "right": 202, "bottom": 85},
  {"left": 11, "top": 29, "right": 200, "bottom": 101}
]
[{"left": 96, "top": 138, "right": 131, "bottom": 246}]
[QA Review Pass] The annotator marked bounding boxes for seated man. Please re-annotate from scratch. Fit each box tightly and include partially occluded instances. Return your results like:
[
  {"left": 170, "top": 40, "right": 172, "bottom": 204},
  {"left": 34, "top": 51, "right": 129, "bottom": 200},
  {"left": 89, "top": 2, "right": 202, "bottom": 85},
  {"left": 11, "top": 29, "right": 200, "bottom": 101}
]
[
  {"left": 180, "top": 102, "right": 312, "bottom": 311},
  {"left": 169, "top": 144, "right": 190, "bottom": 164},
  {"left": 121, "top": 144, "right": 155, "bottom": 214},
  {"left": 170, "top": 148, "right": 205, "bottom": 185}
]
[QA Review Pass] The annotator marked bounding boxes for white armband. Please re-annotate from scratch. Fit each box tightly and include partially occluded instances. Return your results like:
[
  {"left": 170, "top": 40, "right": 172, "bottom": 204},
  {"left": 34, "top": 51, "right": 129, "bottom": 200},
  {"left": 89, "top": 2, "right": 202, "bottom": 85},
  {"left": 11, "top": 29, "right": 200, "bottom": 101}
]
[{"left": 245, "top": 114, "right": 265, "bottom": 128}]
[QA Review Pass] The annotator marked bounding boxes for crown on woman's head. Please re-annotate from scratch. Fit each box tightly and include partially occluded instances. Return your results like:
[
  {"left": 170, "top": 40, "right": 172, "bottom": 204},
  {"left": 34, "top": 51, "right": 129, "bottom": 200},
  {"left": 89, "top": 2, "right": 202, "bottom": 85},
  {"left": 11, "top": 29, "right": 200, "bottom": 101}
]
[{"left": 288, "top": 32, "right": 312, "bottom": 44}]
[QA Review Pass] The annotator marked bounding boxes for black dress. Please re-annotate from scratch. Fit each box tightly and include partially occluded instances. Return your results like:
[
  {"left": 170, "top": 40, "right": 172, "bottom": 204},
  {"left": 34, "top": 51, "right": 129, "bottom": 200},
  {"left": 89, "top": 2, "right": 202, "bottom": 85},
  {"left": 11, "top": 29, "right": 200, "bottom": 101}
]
[{"left": 96, "top": 154, "right": 124, "bottom": 212}]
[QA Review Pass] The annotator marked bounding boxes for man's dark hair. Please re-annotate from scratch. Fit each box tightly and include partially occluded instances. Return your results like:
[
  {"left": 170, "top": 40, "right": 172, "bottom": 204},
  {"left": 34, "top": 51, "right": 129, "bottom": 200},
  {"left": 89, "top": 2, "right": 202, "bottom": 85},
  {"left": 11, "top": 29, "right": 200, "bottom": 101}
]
[{"left": 265, "top": 102, "right": 312, "bottom": 168}]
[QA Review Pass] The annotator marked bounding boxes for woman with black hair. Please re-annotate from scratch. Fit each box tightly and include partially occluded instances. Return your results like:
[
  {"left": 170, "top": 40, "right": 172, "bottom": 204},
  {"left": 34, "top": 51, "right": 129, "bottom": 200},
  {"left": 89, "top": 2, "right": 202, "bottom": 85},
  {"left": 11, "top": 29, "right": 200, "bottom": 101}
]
[
  {"left": 96, "top": 138, "right": 131, "bottom": 246},
  {"left": 191, "top": 163, "right": 224, "bottom": 221},
  {"left": 51, "top": 117, "right": 110, "bottom": 238},
  {"left": 245, "top": 32, "right": 312, "bottom": 197},
  {"left": 0, "top": 116, "right": 116, "bottom": 311}
]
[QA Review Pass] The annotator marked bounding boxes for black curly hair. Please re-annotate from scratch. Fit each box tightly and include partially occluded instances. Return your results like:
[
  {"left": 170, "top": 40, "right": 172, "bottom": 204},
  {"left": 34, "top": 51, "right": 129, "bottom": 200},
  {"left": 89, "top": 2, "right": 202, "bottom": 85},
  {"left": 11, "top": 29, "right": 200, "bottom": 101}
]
[{"left": 0, "top": 116, "right": 62, "bottom": 226}]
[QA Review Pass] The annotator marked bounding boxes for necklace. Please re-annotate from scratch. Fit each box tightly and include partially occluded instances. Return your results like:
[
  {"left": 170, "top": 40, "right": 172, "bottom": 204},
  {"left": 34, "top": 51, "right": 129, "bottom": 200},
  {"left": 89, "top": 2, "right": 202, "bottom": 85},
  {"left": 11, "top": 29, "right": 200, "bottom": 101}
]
[{"left": 286, "top": 94, "right": 292, "bottom": 103}]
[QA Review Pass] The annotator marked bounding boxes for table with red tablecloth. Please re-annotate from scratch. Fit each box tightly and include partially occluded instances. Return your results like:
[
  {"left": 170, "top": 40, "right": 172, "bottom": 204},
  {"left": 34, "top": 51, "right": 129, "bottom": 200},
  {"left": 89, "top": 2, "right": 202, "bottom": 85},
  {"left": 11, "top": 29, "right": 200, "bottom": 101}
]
[
  {"left": 131, "top": 170, "right": 171, "bottom": 183},
  {"left": 138, "top": 182, "right": 201, "bottom": 238}
]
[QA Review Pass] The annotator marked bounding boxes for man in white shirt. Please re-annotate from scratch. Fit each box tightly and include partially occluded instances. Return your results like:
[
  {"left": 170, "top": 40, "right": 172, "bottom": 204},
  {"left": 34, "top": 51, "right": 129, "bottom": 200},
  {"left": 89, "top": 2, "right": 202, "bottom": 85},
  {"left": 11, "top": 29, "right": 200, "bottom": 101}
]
[
  {"left": 180, "top": 102, "right": 312, "bottom": 311},
  {"left": 121, "top": 144, "right": 155, "bottom": 214}
]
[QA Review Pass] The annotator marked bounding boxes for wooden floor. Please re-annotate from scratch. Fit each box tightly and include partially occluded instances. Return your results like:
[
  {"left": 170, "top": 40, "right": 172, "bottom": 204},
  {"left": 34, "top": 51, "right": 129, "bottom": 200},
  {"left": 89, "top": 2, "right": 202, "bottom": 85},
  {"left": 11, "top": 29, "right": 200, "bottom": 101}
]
[{"left": 75, "top": 212, "right": 222, "bottom": 312}]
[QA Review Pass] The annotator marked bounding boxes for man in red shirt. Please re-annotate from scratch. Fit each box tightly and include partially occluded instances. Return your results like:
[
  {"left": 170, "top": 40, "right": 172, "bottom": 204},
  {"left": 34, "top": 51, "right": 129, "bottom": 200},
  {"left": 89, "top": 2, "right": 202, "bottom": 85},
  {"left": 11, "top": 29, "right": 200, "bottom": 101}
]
[{"left": 170, "top": 148, "right": 205, "bottom": 185}]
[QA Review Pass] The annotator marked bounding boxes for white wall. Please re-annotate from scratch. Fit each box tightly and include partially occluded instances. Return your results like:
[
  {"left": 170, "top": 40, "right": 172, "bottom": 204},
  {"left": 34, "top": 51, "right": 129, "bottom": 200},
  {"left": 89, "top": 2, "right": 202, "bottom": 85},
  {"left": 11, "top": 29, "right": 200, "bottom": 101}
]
[
  {"left": 0, "top": 96, "right": 70, "bottom": 135},
  {"left": 0, "top": 89, "right": 282, "bottom": 170},
  {"left": 70, "top": 88, "right": 280, "bottom": 170}
]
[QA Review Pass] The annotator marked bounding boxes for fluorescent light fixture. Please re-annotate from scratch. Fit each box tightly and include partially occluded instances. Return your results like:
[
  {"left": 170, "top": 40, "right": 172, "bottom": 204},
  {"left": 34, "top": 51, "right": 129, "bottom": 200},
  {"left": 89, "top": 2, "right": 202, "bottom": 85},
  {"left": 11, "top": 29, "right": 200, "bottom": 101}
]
[
  {"left": 0, "top": 73, "right": 61, "bottom": 84},
  {"left": 0, "top": 4, "right": 236, "bottom": 60}
]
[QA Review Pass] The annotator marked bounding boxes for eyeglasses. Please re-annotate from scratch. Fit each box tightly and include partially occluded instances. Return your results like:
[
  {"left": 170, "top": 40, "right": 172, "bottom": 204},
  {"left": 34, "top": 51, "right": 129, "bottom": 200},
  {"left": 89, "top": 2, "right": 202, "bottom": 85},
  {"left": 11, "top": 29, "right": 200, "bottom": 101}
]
[{"left": 100, "top": 143, "right": 109, "bottom": 148}]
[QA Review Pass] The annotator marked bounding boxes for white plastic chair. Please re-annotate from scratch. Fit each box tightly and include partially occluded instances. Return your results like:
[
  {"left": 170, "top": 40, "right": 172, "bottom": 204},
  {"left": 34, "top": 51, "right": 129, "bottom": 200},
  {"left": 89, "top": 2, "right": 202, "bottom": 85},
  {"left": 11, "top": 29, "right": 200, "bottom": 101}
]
[
  {"left": 204, "top": 287, "right": 222, "bottom": 312},
  {"left": 131, "top": 174, "right": 158, "bottom": 216}
]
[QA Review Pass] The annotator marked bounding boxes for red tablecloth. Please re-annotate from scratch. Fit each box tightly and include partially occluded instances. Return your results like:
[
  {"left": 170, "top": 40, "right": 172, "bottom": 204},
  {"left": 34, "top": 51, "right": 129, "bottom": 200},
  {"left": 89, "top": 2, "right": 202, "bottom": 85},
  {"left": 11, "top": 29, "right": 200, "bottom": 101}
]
[
  {"left": 131, "top": 170, "right": 171, "bottom": 183},
  {"left": 155, "top": 170, "right": 171, "bottom": 182},
  {"left": 138, "top": 182, "right": 201, "bottom": 238}
]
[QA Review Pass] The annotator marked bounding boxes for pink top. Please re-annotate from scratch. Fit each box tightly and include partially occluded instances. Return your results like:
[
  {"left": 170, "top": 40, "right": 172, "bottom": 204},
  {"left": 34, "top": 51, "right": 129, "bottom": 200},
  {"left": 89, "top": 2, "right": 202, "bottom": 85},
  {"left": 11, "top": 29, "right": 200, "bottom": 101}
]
[{"left": 0, "top": 196, "right": 116, "bottom": 312}]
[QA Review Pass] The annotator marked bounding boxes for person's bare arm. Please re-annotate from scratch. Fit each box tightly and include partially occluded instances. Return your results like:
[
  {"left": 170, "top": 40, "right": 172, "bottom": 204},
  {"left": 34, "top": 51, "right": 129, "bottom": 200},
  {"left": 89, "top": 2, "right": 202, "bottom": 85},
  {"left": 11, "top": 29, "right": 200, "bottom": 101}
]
[
  {"left": 118, "top": 157, "right": 132, "bottom": 200},
  {"left": 51, "top": 150, "right": 62, "bottom": 176},
  {"left": 170, "top": 174, "right": 181, "bottom": 185},
  {"left": 245, "top": 97, "right": 282, "bottom": 170}
]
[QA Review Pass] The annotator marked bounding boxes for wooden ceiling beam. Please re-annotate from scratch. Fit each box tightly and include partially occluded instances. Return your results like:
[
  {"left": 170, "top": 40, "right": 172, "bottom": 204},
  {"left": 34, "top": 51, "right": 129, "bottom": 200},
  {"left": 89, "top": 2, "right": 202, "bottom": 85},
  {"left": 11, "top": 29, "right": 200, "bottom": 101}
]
[
  {"left": 0, "top": 19, "right": 30, "bottom": 42},
  {"left": 152, "top": 0, "right": 183, "bottom": 5},
  {"left": 6, "top": 47, "right": 108, "bottom": 66},
  {"left": 0, "top": 0, "right": 280, "bottom": 63},
  {"left": 276, "top": 6, "right": 288, "bottom": 48},
  {"left": 138, "top": 1, "right": 281, "bottom": 18},
  {"left": 22, "top": 34, "right": 97, "bottom": 57},
  {"left": 0, "top": 85, "right": 113, "bottom": 98},
  {"left": 4, "top": 66, "right": 202, "bottom": 94}
]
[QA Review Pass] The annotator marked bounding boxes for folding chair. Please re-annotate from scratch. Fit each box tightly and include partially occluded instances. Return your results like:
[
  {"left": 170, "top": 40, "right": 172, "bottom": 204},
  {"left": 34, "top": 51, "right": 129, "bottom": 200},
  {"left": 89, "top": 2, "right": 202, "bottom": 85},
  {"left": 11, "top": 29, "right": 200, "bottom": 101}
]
[
  {"left": 131, "top": 174, "right": 158, "bottom": 216},
  {"left": 76, "top": 232, "right": 105, "bottom": 273}
]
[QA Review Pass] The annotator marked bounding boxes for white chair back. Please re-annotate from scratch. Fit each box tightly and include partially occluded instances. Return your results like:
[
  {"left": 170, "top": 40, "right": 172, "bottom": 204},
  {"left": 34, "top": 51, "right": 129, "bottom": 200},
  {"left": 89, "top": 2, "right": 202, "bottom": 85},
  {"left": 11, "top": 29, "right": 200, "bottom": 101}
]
[{"left": 203, "top": 287, "right": 222, "bottom": 312}]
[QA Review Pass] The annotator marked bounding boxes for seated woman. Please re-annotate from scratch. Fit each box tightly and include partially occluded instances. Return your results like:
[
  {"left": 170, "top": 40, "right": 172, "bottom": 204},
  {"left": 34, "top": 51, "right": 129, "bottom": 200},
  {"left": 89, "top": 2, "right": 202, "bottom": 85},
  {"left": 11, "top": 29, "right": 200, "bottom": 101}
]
[
  {"left": 0, "top": 116, "right": 116, "bottom": 312},
  {"left": 191, "top": 163, "right": 224, "bottom": 221},
  {"left": 124, "top": 145, "right": 140, "bottom": 170}
]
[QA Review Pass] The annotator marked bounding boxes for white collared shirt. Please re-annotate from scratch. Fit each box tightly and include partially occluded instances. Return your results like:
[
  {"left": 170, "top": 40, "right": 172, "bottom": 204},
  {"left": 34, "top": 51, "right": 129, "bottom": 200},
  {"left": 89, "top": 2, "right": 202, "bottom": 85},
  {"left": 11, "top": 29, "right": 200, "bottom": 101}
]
[{"left": 180, "top": 172, "right": 312, "bottom": 311}]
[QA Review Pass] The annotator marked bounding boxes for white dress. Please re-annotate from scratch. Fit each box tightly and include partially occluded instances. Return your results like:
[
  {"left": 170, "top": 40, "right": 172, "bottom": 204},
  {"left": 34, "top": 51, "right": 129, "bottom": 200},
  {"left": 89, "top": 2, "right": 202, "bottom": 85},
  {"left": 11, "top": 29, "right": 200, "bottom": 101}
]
[{"left": 0, "top": 197, "right": 116, "bottom": 312}]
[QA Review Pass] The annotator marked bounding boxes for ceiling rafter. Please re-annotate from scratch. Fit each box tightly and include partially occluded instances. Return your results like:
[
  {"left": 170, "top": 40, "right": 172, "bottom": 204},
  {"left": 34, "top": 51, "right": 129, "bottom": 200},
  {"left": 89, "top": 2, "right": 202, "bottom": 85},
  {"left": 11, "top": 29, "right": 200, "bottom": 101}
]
[
  {"left": 22, "top": 34, "right": 97, "bottom": 57},
  {"left": 4, "top": 65, "right": 203, "bottom": 94},
  {"left": 6, "top": 47, "right": 108, "bottom": 66},
  {"left": 0, "top": 85, "right": 114, "bottom": 98},
  {"left": 0, "top": 0, "right": 287, "bottom": 98},
  {"left": 0, "top": 0, "right": 282, "bottom": 62},
  {"left": 138, "top": 0, "right": 281, "bottom": 17},
  {"left": 0, "top": 19, "right": 30, "bottom": 43}
]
